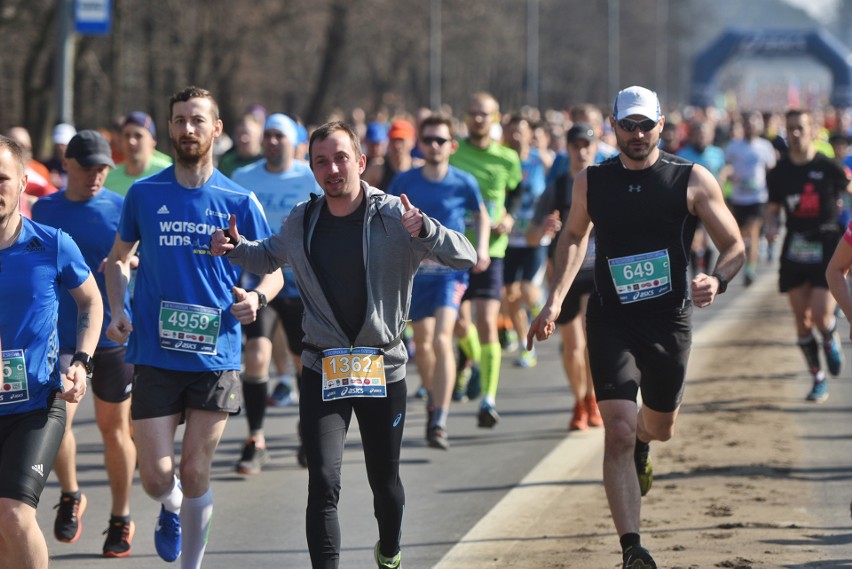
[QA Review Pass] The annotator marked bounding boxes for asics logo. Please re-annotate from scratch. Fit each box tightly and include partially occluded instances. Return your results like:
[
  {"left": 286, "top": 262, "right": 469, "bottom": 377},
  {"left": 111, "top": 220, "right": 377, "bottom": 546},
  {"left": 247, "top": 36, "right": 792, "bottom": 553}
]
[{"left": 393, "top": 413, "right": 402, "bottom": 427}]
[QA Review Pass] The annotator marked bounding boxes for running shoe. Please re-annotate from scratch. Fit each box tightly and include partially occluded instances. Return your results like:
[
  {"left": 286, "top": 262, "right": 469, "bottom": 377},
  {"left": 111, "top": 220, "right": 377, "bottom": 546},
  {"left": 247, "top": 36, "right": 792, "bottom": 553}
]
[
  {"left": 569, "top": 401, "right": 588, "bottom": 431},
  {"left": 743, "top": 267, "right": 756, "bottom": 288},
  {"left": 427, "top": 425, "right": 450, "bottom": 450},
  {"left": 154, "top": 505, "right": 181, "bottom": 562},
  {"left": 806, "top": 379, "right": 829, "bottom": 403},
  {"left": 102, "top": 518, "right": 135, "bottom": 558},
  {"left": 824, "top": 331, "right": 844, "bottom": 376},
  {"left": 374, "top": 541, "right": 401, "bottom": 568},
  {"left": 586, "top": 394, "right": 603, "bottom": 427},
  {"left": 54, "top": 492, "right": 87, "bottom": 543},
  {"left": 453, "top": 367, "right": 471, "bottom": 402},
  {"left": 477, "top": 401, "right": 500, "bottom": 428},
  {"left": 268, "top": 381, "right": 299, "bottom": 407},
  {"left": 236, "top": 439, "right": 269, "bottom": 475},
  {"left": 500, "top": 328, "right": 519, "bottom": 352},
  {"left": 413, "top": 385, "right": 428, "bottom": 400},
  {"left": 514, "top": 348, "right": 538, "bottom": 369},
  {"left": 635, "top": 442, "right": 653, "bottom": 497},
  {"left": 466, "top": 366, "right": 482, "bottom": 400},
  {"left": 622, "top": 545, "right": 657, "bottom": 569}
]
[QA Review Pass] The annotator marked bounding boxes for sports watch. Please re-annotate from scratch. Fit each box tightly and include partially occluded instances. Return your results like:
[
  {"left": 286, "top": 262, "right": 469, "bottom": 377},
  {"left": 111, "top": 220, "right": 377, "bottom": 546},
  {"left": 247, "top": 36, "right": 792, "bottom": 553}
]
[
  {"left": 251, "top": 290, "right": 268, "bottom": 309},
  {"left": 711, "top": 273, "right": 728, "bottom": 294},
  {"left": 71, "top": 352, "right": 94, "bottom": 375}
]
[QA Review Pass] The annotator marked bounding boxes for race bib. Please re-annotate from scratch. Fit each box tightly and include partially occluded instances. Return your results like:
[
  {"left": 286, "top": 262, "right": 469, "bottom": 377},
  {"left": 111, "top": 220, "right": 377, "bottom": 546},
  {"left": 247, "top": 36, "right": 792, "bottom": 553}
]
[
  {"left": 321, "top": 347, "right": 387, "bottom": 401},
  {"left": 608, "top": 249, "right": 672, "bottom": 304},
  {"left": 159, "top": 301, "right": 222, "bottom": 355},
  {"left": 786, "top": 232, "right": 822, "bottom": 264},
  {"left": 1, "top": 349, "right": 30, "bottom": 405}
]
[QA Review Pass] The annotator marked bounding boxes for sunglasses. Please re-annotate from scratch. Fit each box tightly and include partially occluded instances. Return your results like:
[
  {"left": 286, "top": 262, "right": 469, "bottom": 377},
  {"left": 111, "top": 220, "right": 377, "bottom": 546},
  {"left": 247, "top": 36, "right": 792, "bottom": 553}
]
[
  {"left": 421, "top": 136, "right": 450, "bottom": 146},
  {"left": 617, "top": 118, "right": 658, "bottom": 133}
]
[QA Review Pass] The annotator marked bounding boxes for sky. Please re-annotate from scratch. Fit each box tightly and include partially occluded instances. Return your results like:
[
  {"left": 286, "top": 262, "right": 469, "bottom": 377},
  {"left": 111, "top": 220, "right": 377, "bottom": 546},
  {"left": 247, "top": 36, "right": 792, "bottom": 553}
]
[{"left": 781, "top": 0, "right": 839, "bottom": 23}]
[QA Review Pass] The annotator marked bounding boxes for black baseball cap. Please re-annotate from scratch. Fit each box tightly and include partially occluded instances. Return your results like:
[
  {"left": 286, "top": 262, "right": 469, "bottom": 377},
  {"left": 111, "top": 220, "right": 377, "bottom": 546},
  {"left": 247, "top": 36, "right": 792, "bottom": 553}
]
[
  {"left": 567, "top": 123, "right": 595, "bottom": 143},
  {"left": 65, "top": 130, "right": 115, "bottom": 168}
]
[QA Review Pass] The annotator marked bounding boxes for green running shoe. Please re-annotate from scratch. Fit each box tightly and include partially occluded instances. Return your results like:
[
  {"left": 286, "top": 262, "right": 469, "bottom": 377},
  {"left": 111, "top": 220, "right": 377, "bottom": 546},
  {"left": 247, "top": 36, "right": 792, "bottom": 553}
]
[
  {"left": 635, "top": 442, "right": 653, "bottom": 497},
  {"left": 374, "top": 541, "right": 401, "bottom": 568}
]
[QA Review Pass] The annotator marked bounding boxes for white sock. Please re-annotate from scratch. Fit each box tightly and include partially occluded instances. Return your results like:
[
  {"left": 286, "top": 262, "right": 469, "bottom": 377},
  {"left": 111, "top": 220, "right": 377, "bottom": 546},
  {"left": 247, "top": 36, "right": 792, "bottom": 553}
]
[
  {"left": 180, "top": 488, "right": 213, "bottom": 569},
  {"left": 156, "top": 475, "right": 183, "bottom": 514}
]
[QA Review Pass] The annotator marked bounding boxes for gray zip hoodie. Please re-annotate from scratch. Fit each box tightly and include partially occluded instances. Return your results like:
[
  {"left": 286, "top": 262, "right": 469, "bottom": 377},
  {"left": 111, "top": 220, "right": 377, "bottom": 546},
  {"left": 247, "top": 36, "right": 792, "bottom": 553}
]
[{"left": 227, "top": 181, "right": 477, "bottom": 383}]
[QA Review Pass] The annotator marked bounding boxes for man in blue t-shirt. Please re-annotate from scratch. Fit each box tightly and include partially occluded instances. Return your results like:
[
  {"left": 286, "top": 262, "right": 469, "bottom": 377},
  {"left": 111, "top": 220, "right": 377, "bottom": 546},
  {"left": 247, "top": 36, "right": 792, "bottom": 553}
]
[
  {"left": 104, "top": 87, "right": 283, "bottom": 568},
  {"left": 231, "top": 113, "right": 320, "bottom": 473},
  {"left": 32, "top": 130, "right": 138, "bottom": 557},
  {"left": 0, "top": 135, "right": 103, "bottom": 569},
  {"left": 387, "top": 113, "right": 489, "bottom": 450}
]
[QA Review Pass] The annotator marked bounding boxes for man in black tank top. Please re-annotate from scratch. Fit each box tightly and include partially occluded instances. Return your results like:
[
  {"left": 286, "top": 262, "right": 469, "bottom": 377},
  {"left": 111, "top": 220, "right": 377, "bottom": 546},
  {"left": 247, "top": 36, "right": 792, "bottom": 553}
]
[{"left": 528, "top": 86, "right": 745, "bottom": 569}]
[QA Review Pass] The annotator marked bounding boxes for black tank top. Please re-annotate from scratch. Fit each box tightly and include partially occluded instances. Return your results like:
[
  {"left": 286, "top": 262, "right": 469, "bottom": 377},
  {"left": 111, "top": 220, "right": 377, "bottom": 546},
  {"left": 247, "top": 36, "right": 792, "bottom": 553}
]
[{"left": 586, "top": 151, "right": 696, "bottom": 311}]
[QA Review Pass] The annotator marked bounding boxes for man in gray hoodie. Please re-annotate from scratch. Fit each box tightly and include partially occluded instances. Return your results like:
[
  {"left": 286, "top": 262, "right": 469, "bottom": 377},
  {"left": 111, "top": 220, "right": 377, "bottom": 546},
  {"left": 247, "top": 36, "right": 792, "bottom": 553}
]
[{"left": 211, "top": 121, "right": 476, "bottom": 569}]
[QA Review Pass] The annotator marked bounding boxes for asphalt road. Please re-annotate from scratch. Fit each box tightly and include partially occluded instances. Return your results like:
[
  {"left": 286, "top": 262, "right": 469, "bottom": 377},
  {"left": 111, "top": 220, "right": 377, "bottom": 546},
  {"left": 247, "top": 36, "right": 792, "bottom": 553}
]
[{"left": 35, "top": 261, "right": 850, "bottom": 568}]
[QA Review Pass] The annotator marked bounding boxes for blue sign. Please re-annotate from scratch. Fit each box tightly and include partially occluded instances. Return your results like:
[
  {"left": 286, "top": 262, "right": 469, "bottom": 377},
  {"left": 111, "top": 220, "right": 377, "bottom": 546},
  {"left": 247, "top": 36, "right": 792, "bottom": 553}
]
[{"left": 75, "top": 0, "right": 112, "bottom": 36}]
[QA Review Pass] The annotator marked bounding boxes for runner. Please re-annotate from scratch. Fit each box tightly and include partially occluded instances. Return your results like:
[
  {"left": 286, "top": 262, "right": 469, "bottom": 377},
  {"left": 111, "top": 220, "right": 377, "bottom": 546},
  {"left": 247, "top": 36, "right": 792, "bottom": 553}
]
[
  {"left": 211, "top": 120, "right": 476, "bottom": 568},
  {"left": 0, "top": 134, "right": 102, "bottom": 569},
  {"left": 765, "top": 108, "right": 851, "bottom": 403},
  {"left": 527, "top": 86, "right": 745, "bottom": 569},
  {"left": 387, "top": 113, "right": 490, "bottom": 449},
  {"left": 104, "top": 86, "right": 283, "bottom": 569},
  {"left": 32, "top": 130, "right": 138, "bottom": 557}
]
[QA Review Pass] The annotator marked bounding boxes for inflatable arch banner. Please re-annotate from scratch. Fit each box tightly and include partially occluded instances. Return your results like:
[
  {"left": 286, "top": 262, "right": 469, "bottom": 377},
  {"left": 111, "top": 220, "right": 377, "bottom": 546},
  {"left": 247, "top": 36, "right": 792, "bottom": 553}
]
[{"left": 691, "top": 28, "right": 852, "bottom": 108}]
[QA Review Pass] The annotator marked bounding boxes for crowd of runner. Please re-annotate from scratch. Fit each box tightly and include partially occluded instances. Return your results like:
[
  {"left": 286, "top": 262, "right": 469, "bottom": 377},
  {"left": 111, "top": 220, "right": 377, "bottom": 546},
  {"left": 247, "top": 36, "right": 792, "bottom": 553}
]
[{"left": 2, "top": 84, "right": 852, "bottom": 569}]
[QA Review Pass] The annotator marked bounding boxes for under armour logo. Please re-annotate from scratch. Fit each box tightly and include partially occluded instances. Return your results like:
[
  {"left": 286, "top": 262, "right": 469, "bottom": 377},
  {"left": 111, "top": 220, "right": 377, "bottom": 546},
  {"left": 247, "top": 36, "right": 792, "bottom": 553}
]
[
  {"left": 31, "top": 464, "right": 44, "bottom": 477},
  {"left": 628, "top": 184, "right": 642, "bottom": 193}
]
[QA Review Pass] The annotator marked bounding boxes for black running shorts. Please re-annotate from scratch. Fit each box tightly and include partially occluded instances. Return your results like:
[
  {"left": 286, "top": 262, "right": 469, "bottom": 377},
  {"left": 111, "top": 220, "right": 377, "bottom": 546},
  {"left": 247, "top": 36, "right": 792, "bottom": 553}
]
[
  {"left": 131, "top": 366, "right": 242, "bottom": 420},
  {"left": 556, "top": 270, "right": 595, "bottom": 325},
  {"left": 243, "top": 296, "right": 305, "bottom": 355},
  {"left": 59, "top": 346, "right": 133, "bottom": 403},
  {"left": 586, "top": 300, "right": 692, "bottom": 413},
  {"left": 0, "top": 394, "right": 66, "bottom": 508}
]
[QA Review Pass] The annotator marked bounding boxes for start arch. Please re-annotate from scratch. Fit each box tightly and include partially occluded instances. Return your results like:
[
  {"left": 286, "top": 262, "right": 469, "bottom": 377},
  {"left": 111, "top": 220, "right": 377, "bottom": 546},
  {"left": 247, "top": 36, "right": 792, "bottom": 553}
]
[{"left": 691, "top": 28, "right": 852, "bottom": 108}]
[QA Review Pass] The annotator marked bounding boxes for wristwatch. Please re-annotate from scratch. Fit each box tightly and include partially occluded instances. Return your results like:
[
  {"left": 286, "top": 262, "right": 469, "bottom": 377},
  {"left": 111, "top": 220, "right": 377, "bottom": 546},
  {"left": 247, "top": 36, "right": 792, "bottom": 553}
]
[
  {"left": 71, "top": 352, "right": 94, "bottom": 375},
  {"left": 711, "top": 273, "right": 728, "bottom": 294},
  {"left": 251, "top": 290, "right": 268, "bottom": 309}
]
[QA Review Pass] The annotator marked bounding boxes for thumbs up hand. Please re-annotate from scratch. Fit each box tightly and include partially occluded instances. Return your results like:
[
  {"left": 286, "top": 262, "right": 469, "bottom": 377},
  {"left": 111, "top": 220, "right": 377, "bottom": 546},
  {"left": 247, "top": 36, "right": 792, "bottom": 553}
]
[
  {"left": 400, "top": 194, "right": 424, "bottom": 238},
  {"left": 211, "top": 214, "right": 241, "bottom": 256}
]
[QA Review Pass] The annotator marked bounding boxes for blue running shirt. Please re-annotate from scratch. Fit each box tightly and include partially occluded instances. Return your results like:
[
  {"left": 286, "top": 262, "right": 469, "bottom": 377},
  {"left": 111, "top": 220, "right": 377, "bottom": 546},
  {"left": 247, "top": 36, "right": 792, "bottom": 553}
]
[
  {"left": 32, "top": 189, "right": 130, "bottom": 350},
  {"left": 0, "top": 218, "right": 90, "bottom": 414},
  {"left": 118, "top": 167, "right": 272, "bottom": 371}
]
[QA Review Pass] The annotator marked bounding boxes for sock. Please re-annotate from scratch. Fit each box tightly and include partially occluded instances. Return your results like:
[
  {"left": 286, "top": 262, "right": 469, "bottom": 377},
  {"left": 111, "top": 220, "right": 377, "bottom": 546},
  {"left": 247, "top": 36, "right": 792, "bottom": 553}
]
[
  {"left": 819, "top": 318, "right": 837, "bottom": 343},
  {"left": 433, "top": 407, "right": 448, "bottom": 429},
  {"left": 797, "top": 334, "right": 821, "bottom": 374},
  {"left": 458, "top": 324, "right": 481, "bottom": 364},
  {"left": 635, "top": 438, "right": 650, "bottom": 455},
  {"left": 63, "top": 489, "right": 82, "bottom": 500},
  {"left": 620, "top": 532, "right": 641, "bottom": 552},
  {"left": 180, "top": 489, "right": 213, "bottom": 569},
  {"left": 480, "top": 342, "right": 502, "bottom": 400},
  {"left": 242, "top": 376, "right": 269, "bottom": 435},
  {"left": 110, "top": 514, "right": 131, "bottom": 524},
  {"left": 156, "top": 475, "right": 182, "bottom": 514}
]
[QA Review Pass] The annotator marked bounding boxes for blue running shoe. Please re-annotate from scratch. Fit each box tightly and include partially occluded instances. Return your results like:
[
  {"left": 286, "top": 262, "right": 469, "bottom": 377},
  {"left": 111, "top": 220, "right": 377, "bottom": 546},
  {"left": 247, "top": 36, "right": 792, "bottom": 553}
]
[
  {"left": 806, "top": 379, "right": 829, "bottom": 403},
  {"left": 466, "top": 366, "right": 482, "bottom": 400},
  {"left": 477, "top": 401, "right": 500, "bottom": 428},
  {"left": 154, "top": 505, "right": 181, "bottom": 562},
  {"left": 824, "top": 332, "right": 844, "bottom": 376}
]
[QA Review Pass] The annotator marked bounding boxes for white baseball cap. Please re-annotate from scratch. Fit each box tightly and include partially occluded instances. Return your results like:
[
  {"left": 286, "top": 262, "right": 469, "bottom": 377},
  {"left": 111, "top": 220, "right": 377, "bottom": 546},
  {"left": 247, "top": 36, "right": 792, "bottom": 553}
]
[
  {"left": 52, "top": 123, "right": 77, "bottom": 145},
  {"left": 613, "top": 86, "right": 661, "bottom": 121}
]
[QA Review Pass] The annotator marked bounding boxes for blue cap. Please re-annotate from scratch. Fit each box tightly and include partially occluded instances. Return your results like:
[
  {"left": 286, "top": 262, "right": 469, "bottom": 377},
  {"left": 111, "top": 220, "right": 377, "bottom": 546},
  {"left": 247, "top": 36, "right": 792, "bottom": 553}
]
[
  {"left": 264, "top": 113, "right": 298, "bottom": 143},
  {"left": 365, "top": 122, "right": 388, "bottom": 143}
]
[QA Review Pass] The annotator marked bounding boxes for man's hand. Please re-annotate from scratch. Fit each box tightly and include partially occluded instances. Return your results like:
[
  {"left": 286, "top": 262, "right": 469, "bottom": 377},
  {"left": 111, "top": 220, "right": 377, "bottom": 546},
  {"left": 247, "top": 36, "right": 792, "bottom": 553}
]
[
  {"left": 473, "top": 247, "right": 491, "bottom": 274},
  {"left": 211, "top": 214, "right": 241, "bottom": 256},
  {"left": 230, "top": 286, "right": 260, "bottom": 324},
  {"left": 526, "top": 303, "right": 560, "bottom": 350},
  {"left": 493, "top": 213, "right": 514, "bottom": 236},
  {"left": 542, "top": 210, "right": 562, "bottom": 238},
  {"left": 691, "top": 273, "right": 719, "bottom": 308},
  {"left": 400, "top": 194, "right": 424, "bottom": 237},
  {"left": 106, "top": 312, "right": 133, "bottom": 344},
  {"left": 58, "top": 362, "right": 87, "bottom": 403}
]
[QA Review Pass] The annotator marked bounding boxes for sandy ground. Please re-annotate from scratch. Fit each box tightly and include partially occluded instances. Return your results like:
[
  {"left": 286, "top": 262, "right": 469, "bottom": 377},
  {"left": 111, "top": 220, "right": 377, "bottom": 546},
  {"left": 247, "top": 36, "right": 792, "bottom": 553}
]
[{"left": 436, "top": 272, "right": 852, "bottom": 569}]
